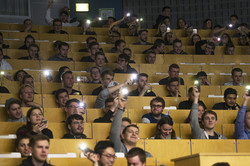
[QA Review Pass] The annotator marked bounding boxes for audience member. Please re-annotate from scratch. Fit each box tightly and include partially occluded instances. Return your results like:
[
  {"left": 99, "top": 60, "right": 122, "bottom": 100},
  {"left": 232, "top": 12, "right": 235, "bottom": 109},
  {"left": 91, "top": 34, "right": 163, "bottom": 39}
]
[
  {"left": 21, "top": 74, "right": 35, "bottom": 90},
  {"left": 184, "top": 103, "right": 205, "bottom": 124},
  {"left": 128, "top": 73, "right": 156, "bottom": 96},
  {"left": 0, "top": 32, "right": 9, "bottom": 48},
  {"left": 162, "top": 16, "right": 171, "bottom": 28},
  {"left": 19, "top": 35, "right": 35, "bottom": 50},
  {"left": 5, "top": 98, "right": 26, "bottom": 122},
  {"left": 16, "top": 107, "right": 53, "bottom": 138},
  {"left": 89, "top": 67, "right": 101, "bottom": 84},
  {"left": 111, "top": 39, "right": 126, "bottom": 53},
  {"left": 233, "top": 23, "right": 250, "bottom": 38},
  {"left": 19, "top": 44, "right": 41, "bottom": 60},
  {"left": 178, "top": 87, "right": 206, "bottom": 109},
  {"left": 15, "top": 135, "right": 31, "bottom": 157},
  {"left": 195, "top": 40, "right": 215, "bottom": 55},
  {"left": 191, "top": 34, "right": 201, "bottom": 46},
  {"left": 177, "top": 18, "right": 187, "bottom": 29},
  {"left": 108, "top": 31, "right": 121, "bottom": 44},
  {"left": 14, "top": 70, "right": 28, "bottom": 82},
  {"left": 190, "top": 87, "right": 227, "bottom": 139},
  {"left": 52, "top": 40, "right": 63, "bottom": 54},
  {"left": 235, "top": 90, "right": 250, "bottom": 139},
  {"left": 152, "top": 116, "right": 178, "bottom": 139},
  {"left": 63, "top": 99, "right": 86, "bottom": 122},
  {"left": 145, "top": 51, "right": 156, "bottom": 64},
  {"left": 238, "top": 34, "right": 249, "bottom": 46},
  {"left": 155, "top": 22, "right": 168, "bottom": 37},
  {"left": 224, "top": 68, "right": 244, "bottom": 86},
  {"left": 164, "top": 32, "right": 177, "bottom": 45},
  {"left": 19, "top": 84, "right": 41, "bottom": 107},
  {"left": 202, "top": 18, "right": 213, "bottom": 29},
  {"left": 212, "top": 163, "right": 230, "bottom": 166},
  {"left": 19, "top": 134, "right": 52, "bottom": 166},
  {"left": 21, "top": 19, "right": 37, "bottom": 33},
  {"left": 143, "top": 39, "right": 165, "bottom": 54},
  {"left": 142, "top": 97, "right": 168, "bottom": 123},
  {"left": 86, "top": 51, "right": 110, "bottom": 73},
  {"left": 133, "top": 30, "right": 152, "bottom": 45},
  {"left": 196, "top": 71, "right": 211, "bottom": 85},
  {"left": 126, "top": 147, "right": 147, "bottom": 166},
  {"left": 155, "top": 6, "right": 171, "bottom": 28},
  {"left": 48, "top": 42, "right": 72, "bottom": 61},
  {"left": 48, "top": 19, "right": 68, "bottom": 34},
  {"left": 0, "top": 48, "right": 12, "bottom": 70},
  {"left": 212, "top": 88, "right": 240, "bottom": 110},
  {"left": 62, "top": 114, "right": 87, "bottom": 139},
  {"left": 123, "top": 48, "right": 135, "bottom": 63},
  {"left": 209, "top": 24, "right": 226, "bottom": 37},
  {"left": 159, "top": 64, "right": 184, "bottom": 85},
  {"left": 55, "top": 66, "right": 70, "bottom": 83},
  {"left": 219, "top": 33, "right": 233, "bottom": 46},
  {"left": 81, "top": 42, "right": 100, "bottom": 62},
  {"left": 167, "top": 77, "right": 181, "bottom": 97},
  {"left": 59, "top": 71, "right": 82, "bottom": 95},
  {"left": 113, "top": 54, "right": 138, "bottom": 74},
  {"left": 225, "top": 43, "right": 235, "bottom": 55},
  {"left": 229, "top": 14, "right": 239, "bottom": 29},
  {"left": 55, "top": 88, "right": 69, "bottom": 108},
  {"left": 167, "top": 39, "right": 188, "bottom": 54},
  {"left": 79, "top": 36, "right": 97, "bottom": 52},
  {"left": 92, "top": 70, "right": 114, "bottom": 95}
]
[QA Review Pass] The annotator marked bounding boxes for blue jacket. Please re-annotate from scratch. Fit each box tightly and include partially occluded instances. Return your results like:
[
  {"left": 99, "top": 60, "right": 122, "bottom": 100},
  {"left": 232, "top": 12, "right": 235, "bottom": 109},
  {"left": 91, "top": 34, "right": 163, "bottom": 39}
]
[{"left": 235, "top": 106, "right": 250, "bottom": 139}]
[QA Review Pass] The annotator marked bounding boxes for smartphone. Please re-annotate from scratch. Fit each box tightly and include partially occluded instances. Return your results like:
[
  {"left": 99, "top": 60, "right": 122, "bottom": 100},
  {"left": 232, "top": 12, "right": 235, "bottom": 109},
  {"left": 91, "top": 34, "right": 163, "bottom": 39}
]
[
  {"left": 193, "top": 29, "right": 197, "bottom": 34},
  {"left": 79, "top": 144, "right": 94, "bottom": 153},
  {"left": 194, "top": 80, "right": 200, "bottom": 92},
  {"left": 41, "top": 120, "right": 47, "bottom": 124}
]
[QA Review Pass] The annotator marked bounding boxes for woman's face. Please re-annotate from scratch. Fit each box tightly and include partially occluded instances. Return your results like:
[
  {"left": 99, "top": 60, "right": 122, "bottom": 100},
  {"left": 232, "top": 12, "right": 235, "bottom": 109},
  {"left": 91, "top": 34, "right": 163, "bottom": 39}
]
[
  {"left": 198, "top": 105, "right": 205, "bottom": 120},
  {"left": 193, "top": 35, "right": 201, "bottom": 45},
  {"left": 166, "top": 33, "right": 176, "bottom": 44},
  {"left": 159, "top": 124, "right": 172, "bottom": 138},
  {"left": 178, "top": 19, "right": 186, "bottom": 29},
  {"left": 28, "top": 109, "right": 43, "bottom": 125},
  {"left": 163, "top": 18, "right": 171, "bottom": 27},
  {"left": 206, "top": 20, "right": 212, "bottom": 29},
  {"left": 17, "top": 71, "right": 26, "bottom": 82},
  {"left": 222, "top": 35, "right": 229, "bottom": 44},
  {"left": 160, "top": 24, "right": 167, "bottom": 33}
]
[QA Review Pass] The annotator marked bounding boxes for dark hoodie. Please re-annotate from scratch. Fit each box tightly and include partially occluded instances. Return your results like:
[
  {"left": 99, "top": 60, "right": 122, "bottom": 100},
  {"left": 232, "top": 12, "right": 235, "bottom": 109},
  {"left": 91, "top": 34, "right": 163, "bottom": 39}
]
[{"left": 19, "top": 156, "right": 52, "bottom": 166}]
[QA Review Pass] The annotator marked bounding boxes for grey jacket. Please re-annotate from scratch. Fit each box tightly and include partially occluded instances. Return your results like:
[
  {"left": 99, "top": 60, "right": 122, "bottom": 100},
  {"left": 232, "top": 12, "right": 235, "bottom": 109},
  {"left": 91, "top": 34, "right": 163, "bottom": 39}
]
[
  {"left": 8, "top": 115, "right": 26, "bottom": 122},
  {"left": 190, "top": 103, "right": 227, "bottom": 139},
  {"left": 110, "top": 108, "right": 152, "bottom": 157},
  {"left": 94, "top": 88, "right": 109, "bottom": 108}
]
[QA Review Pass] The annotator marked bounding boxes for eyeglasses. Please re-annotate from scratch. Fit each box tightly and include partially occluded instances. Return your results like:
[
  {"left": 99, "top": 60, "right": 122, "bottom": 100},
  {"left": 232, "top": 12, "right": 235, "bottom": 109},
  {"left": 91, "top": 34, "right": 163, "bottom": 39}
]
[
  {"left": 151, "top": 104, "right": 163, "bottom": 108},
  {"left": 102, "top": 153, "right": 116, "bottom": 159}
]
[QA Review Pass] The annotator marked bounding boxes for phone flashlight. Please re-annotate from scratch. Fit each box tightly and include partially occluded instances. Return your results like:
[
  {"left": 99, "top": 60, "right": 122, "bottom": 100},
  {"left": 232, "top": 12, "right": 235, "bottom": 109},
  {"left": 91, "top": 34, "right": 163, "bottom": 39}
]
[
  {"left": 246, "top": 86, "right": 250, "bottom": 96},
  {"left": 217, "top": 37, "right": 221, "bottom": 42},
  {"left": 140, "top": 18, "right": 143, "bottom": 22},
  {"left": 126, "top": 13, "right": 130, "bottom": 17},
  {"left": 86, "top": 20, "right": 91, "bottom": 24},
  {"left": 79, "top": 143, "right": 94, "bottom": 153},
  {"left": 193, "top": 29, "right": 197, "bottom": 34},
  {"left": 79, "top": 102, "right": 85, "bottom": 108},
  {"left": 194, "top": 80, "right": 200, "bottom": 92},
  {"left": 229, "top": 24, "right": 233, "bottom": 28},
  {"left": 98, "top": 17, "right": 102, "bottom": 21},
  {"left": 0, "top": 71, "right": 5, "bottom": 75},
  {"left": 167, "top": 27, "right": 171, "bottom": 32},
  {"left": 43, "top": 70, "right": 50, "bottom": 77}
]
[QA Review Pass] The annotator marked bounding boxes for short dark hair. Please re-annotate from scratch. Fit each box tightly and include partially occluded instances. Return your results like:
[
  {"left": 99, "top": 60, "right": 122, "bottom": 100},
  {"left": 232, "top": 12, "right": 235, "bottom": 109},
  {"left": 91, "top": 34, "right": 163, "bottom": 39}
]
[
  {"left": 147, "top": 50, "right": 156, "bottom": 55},
  {"left": 86, "top": 37, "right": 97, "bottom": 44},
  {"left": 239, "top": 23, "right": 249, "bottom": 29},
  {"left": 212, "top": 162, "right": 230, "bottom": 166},
  {"left": 66, "top": 114, "right": 84, "bottom": 126},
  {"left": 55, "top": 88, "right": 68, "bottom": 100},
  {"left": 118, "top": 53, "right": 130, "bottom": 62},
  {"left": 173, "top": 39, "right": 182, "bottom": 46},
  {"left": 23, "top": 19, "right": 31, "bottom": 24},
  {"left": 169, "top": 64, "right": 180, "bottom": 71},
  {"left": 138, "top": 73, "right": 148, "bottom": 79},
  {"left": 122, "top": 124, "right": 139, "bottom": 135},
  {"left": 58, "top": 42, "right": 69, "bottom": 50},
  {"left": 60, "top": 10, "right": 69, "bottom": 17},
  {"left": 18, "top": 84, "right": 34, "bottom": 96},
  {"left": 29, "top": 134, "right": 50, "bottom": 148},
  {"left": 201, "top": 110, "right": 217, "bottom": 121},
  {"left": 61, "top": 71, "right": 73, "bottom": 80},
  {"left": 15, "top": 135, "right": 30, "bottom": 148},
  {"left": 88, "top": 42, "right": 99, "bottom": 49},
  {"left": 53, "top": 40, "right": 63, "bottom": 48},
  {"left": 153, "top": 39, "right": 165, "bottom": 49},
  {"left": 65, "top": 98, "right": 80, "bottom": 108},
  {"left": 167, "top": 77, "right": 179, "bottom": 85},
  {"left": 123, "top": 48, "right": 131, "bottom": 54},
  {"left": 150, "top": 96, "right": 165, "bottom": 108},
  {"left": 101, "top": 70, "right": 114, "bottom": 79},
  {"left": 224, "top": 88, "right": 237, "bottom": 98},
  {"left": 108, "top": 17, "right": 116, "bottom": 22},
  {"left": 115, "top": 39, "right": 126, "bottom": 48},
  {"left": 125, "top": 147, "right": 146, "bottom": 164},
  {"left": 94, "top": 141, "right": 114, "bottom": 157},
  {"left": 28, "top": 43, "right": 40, "bottom": 52},
  {"left": 230, "top": 14, "right": 238, "bottom": 19},
  {"left": 105, "top": 98, "right": 114, "bottom": 105},
  {"left": 94, "top": 51, "right": 105, "bottom": 59},
  {"left": 138, "top": 29, "right": 148, "bottom": 36},
  {"left": 122, "top": 117, "right": 132, "bottom": 124},
  {"left": 53, "top": 18, "right": 62, "bottom": 26},
  {"left": 196, "top": 71, "right": 207, "bottom": 77},
  {"left": 231, "top": 68, "right": 242, "bottom": 76},
  {"left": 162, "top": 6, "right": 171, "bottom": 12},
  {"left": 90, "top": 67, "right": 101, "bottom": 75},
  {"left": 14, "top": 70, "right": 28, "bottom": 81},
  {"left": 24, "top": 35, "right": 35, "bottom": 44},
  {"left": 5, "top": 98, "right": 21, "bottom": 111}
]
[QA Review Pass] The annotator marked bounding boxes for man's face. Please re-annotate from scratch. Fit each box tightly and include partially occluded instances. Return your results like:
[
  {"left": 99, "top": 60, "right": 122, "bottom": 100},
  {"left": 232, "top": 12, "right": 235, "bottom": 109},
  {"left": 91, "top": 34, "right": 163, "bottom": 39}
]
[
  {"left": 65, "top": 102, "right": 85, "bottom": 118},
  {"left": 109, "top": 90, "right": 119, "bottom": 99},
  {"left": 20, "top": 86, "right": 34, "bottom": 103},
  {"left": 202, "top": 113, "right": 217, "bottom": 130},
  {"left": 60, "top": 13, "right": 68, "bottom": 22},
  {"left": 168, "top": 67, "right": 179, "bottom": 78},
  {"left": 146, "top": 53, "right": 156, "bottom": 64},
  {"left": 122, "top": 126, "right": 139, "bottom": 145},
  {"left": 151, "top": 101, "right": 164, "bottom": 116},
  {"left": 137, "top": 76, "right": 147, "bottom": 89},
  {"left": 53, "top": 21, "right": 62, "bottom": 33},
  {"left": 16, "top": 138, "right": 31, "bottom": 157},
  {"left": 95, "top": 54, "right": 105, "bottom": 67},
  {"left": 91, "top": 68, "right": 101, "bottom": 81},
  {"left": 89, "top": 45, "right": 100, "bottom": 56},
  {"left": 25, "top": 38, "right": 34, "bottom": 48},
  {"left": 24, "top": 20, "right": 32, "bottom": 29},
  {"left": 56, "top": 92, "right": 69, "bottom": 107},
  {"left": 230, "top": 16, "right": 238, "bottom": 25},
  {"left": 24, "top": 77, "right": 34, "bottom": 88},
  {"left": 226, "top": 47, "right": 234, "bottom": 55},
  {"left": 8, "top": 103, "right": 22, "bottom": 119},
  {"left": 159, "top": 124, "right": 172, "bottom": 138},
  {"left": 68, "top": 119, "right": 84, "bottom": 135},
  {"left": 59, "top": 45, "right": 69, "bottom": 57},
  {"left": 28, "top": 46, "right": 38, "bottom": 59},
  {"left": 108, "top": 18, "right": 115, "bottom": 25},
  {"left": 31, "top": 140, "right": 49, "bottom": 163},
  {"left": 104, "top": 101, "right": 114, "bottom": 114},
  {"left": 123, "top": 50, "right": 132, "bottom": 58},
  {"left": 118, "top": 58, "right": 128, "bottom": 68},
  {"left": 192, "top": 35, "right": 201, "bottom": 45},
  {"left": 139, "top": 31, "right": 148, "bottom": 42},
  {"left": 117, "top": 42, "right": 126, "bottom": 53},
  {"left": 224, "top": 94, "right": 237, "bottom": 107},
  {"left": 109, "top": 33, "right": 120, "bottom": 43},
  {"left": 205, "top": 44, "right": 214, "bottom": 55},
  {"left": 167, "top": 81, "right": 179, "bottom": 95},
  {"left": 198, "top": 76, "right": 207, "bottom": 85},
  {"left": 232, "top": 71, "right": 243, "bottom": 85},
  {"left": 162, "top": 8, "right": 171, "bottom": 16},
  {"left": 239, "top": 36, "right": 248, "bottom": 45},
  {"left": 62, "top": 73, "right": 74, "bottom": 88},
  {"left": 156, "top": 43, "right": 165, "bottom": 53},
  {"left": 127, "top": 155, "right": 146, "bottom": 166},
  {"left": 17, "top": 71, "right": 26, "bottom": 82},
  {"left": 173, "top": 42, "right": 182, "bottom": 54},
  {"left": 99, "top": 147, "right": 116, "bottom": 166},
  {"left": 245, "top": 112, "right": 250, "bottom": 130},
  {"left": 102, "top": 74, "right": 113, "bottom": 88}
]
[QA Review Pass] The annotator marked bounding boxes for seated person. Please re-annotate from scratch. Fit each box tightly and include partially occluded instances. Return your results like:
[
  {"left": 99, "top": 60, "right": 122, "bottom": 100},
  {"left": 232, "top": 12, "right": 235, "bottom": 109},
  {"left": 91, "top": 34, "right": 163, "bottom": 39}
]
[
  {"left": 0, "top": 48, "right": 12, "bottom": 70},
  {"left": 19, "top": 44, "right": 41, "bottom": 60},
  {"left": 224, "top": 68, "right": 245, "bottom": 86},
  {"left": 5, "top": 98, "right": 26, "bottom": 122},
  {"left": 184, "top": 103, "right": 205, "bottom": 124},
  {"left": 63, "top": 99, "right": 86, "bottom": 122},
  {"left": 19, "top": 84, "right": 41, "bottom": 107},
  {"left": 14, "top": 70, "right": 28, "bottom": 82},
  {"left": 167, "top": 77, "right": 181, "bottom": 97},
  {"left": 19, "top": 134, "right": 52, "bottom": 166},
  {"left": 133, "top": 30, "right": 152, "bottom": 45},
  {"left": 178, "top": 87, "right": 206, "bottom": 109},
  {"left": 164, "top": 32, "right": 177, "bottom": 45},
  {"left": 126, "top": 147, "right": 147, "bottom": 165},
  {"left": 79, "top": 36, "right": 97, "bottom": 52},
  {"left": 145, "top": 51, "right": 156, "bottom": 64},
  {"left": 86, "top": 51, "right": 110, "bottom": 73},
  {"left": 196, "top": 71, "right": 211, "bottom": 85},
  {"left": 190, "top": 87, "right": 226, "bottom": 139},
  {"left": 128, "top": 73, "right": 156, "bottom": 96},
  {"left": 123, "top": 48, "right": 135, "bottom": 63},
  {"left": 159, "top": 64, "right": 184, "bottom": 85},
  {"left": 225, "top": 43, "right": 235, "bottom": 55},
  {"left": 48, "top": 42, "right": 72, "bottom": 61},
  {"left": 151, "top": 116, "right": 178, "bottom": 139},
  {"left": 110, "top": 93, "right": 152, "bottom": 157},
  {"left": 81, "top": 42, "right": 101, "bottom": 62},
  {"left": 21, "top": 74, "right": 35, "bottom": 88},
  {"left": 142, "top": 39, "right": 165, "bottom": 54},
  {"left": 21, "top": 19, "right": 37, "bottom": 33},
  {"left": 88, "top": 67, "right": 101, "bottom": 84},
  {"left": 113, "top": 54, "right": 138, "bottom": 74},
  {"left": 0, "top": 32, "right": 10, "bottom": 49},
  {"left": 54, "top": 66, "right": 70, "bottom": 83},
  {"left": 235, "top": 90, "right": 250, "bottom": 139},
  {"left": 108, "top": 31, "right": 121, "bottom": 44},
  {"left": 16, "top": 107, "right": 53, "bottom": 138},
  {"left": 110, "top": 39, "right": 126, "bottom": 53},
  {"left": 19, "top": 35, "right": 35, "bottom": 50},
  {"left": 212, "top": 88, "right": 240, "bottom": 110},
  {"left": 195, "top": 40, "right": 215, "bottom": 55},
  {"left": 48, "top": 19, "right": 68, "bottom": 34},
  {"left": 167, "top": 39, "right": 188, "bottom": 54},
  {"left": 238, "top": 34, "right": 249, "bottom": 46},
  {"left": 142, "top": 96, "right": 168, "bottom": 123},
  {"left": 233, "top": 23, "right": 250, "bottom": 38},
  {"left": 63, "top": 114, "right": 87, "bottom": 139},
  {"left": 94, "top": 98, "right": 118, "bottom": 123},
  {"left": 55, "top": 88, "right": 69, "bottom": 108},
  {"left": 15, "top": 135, "right": 31, "bottom": 157},
  {"left": 92, "top": 70, "right": 114, "bottom": 95}
]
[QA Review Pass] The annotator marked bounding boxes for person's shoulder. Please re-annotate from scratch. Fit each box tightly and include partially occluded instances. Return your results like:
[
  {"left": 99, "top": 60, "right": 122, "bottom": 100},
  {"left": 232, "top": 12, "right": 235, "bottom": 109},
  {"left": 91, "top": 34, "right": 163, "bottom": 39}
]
[
  {"left": 159, "top": 77, "right": 168, "bottom": 85},
  {"left": 212, "top": 102, "right": 225, "bottom": 109},
  {"left": 60, "top": 30, "right": 68, "bottom": 34},
  {"left": 145, "top": 91, "right": 156, "bottom": 96},
  {"left": 128, "top": 89, "right": 139, "bottom": 96},
  {"left": 62, "top": 133, "right": 73, "bottom": 138}
]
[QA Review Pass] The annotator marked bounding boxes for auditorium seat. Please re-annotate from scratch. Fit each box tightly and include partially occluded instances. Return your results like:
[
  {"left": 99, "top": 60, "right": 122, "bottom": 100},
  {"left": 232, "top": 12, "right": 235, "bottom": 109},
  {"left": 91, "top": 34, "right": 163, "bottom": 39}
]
[
  {"left": 197, "top": 29, "right": 211, "bottom": 37},
  {"left": 124, "top": 36, "right": 152, "bottom": 45},
  {"left": 0, "top": 23, "right": 11, "bottom": 30},
  {"left": 201, "top": 65, "right": 234, "bottom": 74},
  {"left": 104, "top": 53, "right": 119, "bottom": 63},
  {"left": 133, "top": 54, "right": 164, "bottom": 64},
  {"left": 92, "top": 123, "right": 111, "bottom": 139},
  {"left": 39, "top": 33, "right": 68, "bottom": 41},
  {"left": 40, "top": 60, "right": 74, "bottom": 71},
  {"left": 93, "top": 27, "right": 109, "bottom": 35},
  {"left": 62, "top": 26, "right": 82, "bottom": 34},
  {"left": 68, "top": 34, "right": 96, "bottom": 43},
  {"left": 222, "top": 124, "right": 235, "bottom": 139},
  {"left": 0, "top": 122, "right": 24, "bottom": 135},
  {"left": 168, "top": 110, "right": 190, "bottom": 123},
  {"left": 129, "top": 45, "right": 152, "bottom": 54},
  {"left": 237, "top": 140, "right": 250, "bottom": 153},
  {"left": 193, "top": 54, "right": 223, "bottom": 64},
  {"left": 0, "top": 139, "right": 16, "bottom": 153},
  {"left": 79, "top": 83, "right": 101, "bottom": 95},
  {"left": 0, "top": 158, "right": 23, "bottom": 166},
  {"left": 128, "top": 109, "right": 151, "bottom": 123},
  {"left": 8, "top": 32, "right": 39, "bottom": 40},
  {"left": 164, "top": 54, "right": 193, "bottom": 64},
  {"left": 6, "top": 59, "right": 40, "bottom": 70},
  {"left": 82, "top": 95, "right": 97, "bottom": 108}
]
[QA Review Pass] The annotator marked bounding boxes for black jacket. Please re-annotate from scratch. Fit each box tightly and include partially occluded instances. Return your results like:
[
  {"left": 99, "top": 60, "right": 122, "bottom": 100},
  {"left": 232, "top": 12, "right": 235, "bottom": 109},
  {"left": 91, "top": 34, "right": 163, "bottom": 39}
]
[{"left": 19, "top": 156, "right": 52, "bottom": 166}]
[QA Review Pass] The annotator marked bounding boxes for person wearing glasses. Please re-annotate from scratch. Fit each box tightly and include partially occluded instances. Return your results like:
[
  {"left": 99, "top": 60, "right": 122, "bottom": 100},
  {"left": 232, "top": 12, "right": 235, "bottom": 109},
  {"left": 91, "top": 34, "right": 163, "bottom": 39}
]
[
  {"left": 195, "top": 39, "right": 216, "bottom": 55},
  {"left": 141, "top": 97, "right": 169, "bottom": 123},
  {"left": 63, "top": 99, "right": 86, "bottom": 122}
]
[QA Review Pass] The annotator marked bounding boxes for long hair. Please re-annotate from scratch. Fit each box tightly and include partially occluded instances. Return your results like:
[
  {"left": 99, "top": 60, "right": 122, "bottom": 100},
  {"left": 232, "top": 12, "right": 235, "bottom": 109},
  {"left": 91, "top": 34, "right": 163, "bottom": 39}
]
[
  {"left": 26, "top": 107, "right": 43, "bottom": 131},
  {"left": 154, "top": 116, "right": 176, "bottom": 139}
]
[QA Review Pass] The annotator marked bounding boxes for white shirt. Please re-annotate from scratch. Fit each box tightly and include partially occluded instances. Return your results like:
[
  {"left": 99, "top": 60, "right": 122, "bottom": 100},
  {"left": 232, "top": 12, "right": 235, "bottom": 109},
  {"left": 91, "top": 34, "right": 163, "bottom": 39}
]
[{"left": 0, "top": 59, "right": 13, "bottom": 70}]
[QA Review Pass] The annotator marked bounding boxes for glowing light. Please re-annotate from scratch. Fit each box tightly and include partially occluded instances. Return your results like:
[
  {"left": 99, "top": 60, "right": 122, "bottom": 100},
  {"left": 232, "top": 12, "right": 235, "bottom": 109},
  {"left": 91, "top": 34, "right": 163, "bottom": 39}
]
[
  {"left": 121, "top": 88, "right": 128, "bottom": 95},
  {"left": 126, "top": 13, "right": 130, "bottom": 17},
  {"left": 43, "top": 70, "right": 50, "bottom": 76},
  {"left": 79, "top": 143, "right": 87, "bottom": 151},
  {"left": 86, "top": 20, "right": 91, "bottom": 24}
]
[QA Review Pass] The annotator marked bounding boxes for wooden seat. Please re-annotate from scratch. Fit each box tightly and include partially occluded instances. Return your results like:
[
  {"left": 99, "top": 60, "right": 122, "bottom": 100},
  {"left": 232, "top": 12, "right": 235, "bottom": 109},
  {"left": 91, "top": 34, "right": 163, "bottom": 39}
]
[
  {"left": 193, "top": 54, "right": 223, "bottom": 64},
  {"left": 40, "top": 60, "right": 74, "bottom": 71},
  {"left": 222, "top": 124, "right": 235, "bottom": 139},
  {"left": 164, "top": 54, "right": 193, "bottom": 64},
  {"left": 127, "top": 109, "right": 151, "bottom": 123},
  {"left": 10, "top": 24, "right": 39, "bottom": 32},
  {"left": 79, "top": 83, "right": 101, "bottom": 95},
  {"left": 6, "top": 59, "right": 40, "bottom": 70},
  {"left": 124, "top": 36, "right": 152, "bottom": 45},
  {"left": 168, "top": 110, "right": 190, "bottom": 123},
  {"left": 39, "top": 33, "right": 68, "bottom": 41},
  {"left": 82, "top": 95, "right": 97, "bottom": 108},
  {"left": 237, "top": 140, "right": 250, "bottom": 153},
  {"left": 8, "top": 32, "right": 39, "bottom": 40},
  {"left": 0, "top": 139, "right": 16, "bottom": 153},
  {"left": 0, "top": 158, "right": 23, "bottom": 166},
  {"left": 93, "top": 27, "right": 109, "bottom": 35},
  {"left": 92, "top": 123, "right": 111, "bottom": 139},
  {"left": 62, "top": 27, "right": 82, "bottom": 34},
  {"left": 68, "top": 34, "right": 96, "bottom": 43},
  {"left": 133, "top": 54, "right": 164, "bottom": 64},
  {"left": 0, "top": 122, "right": 25, "bottom": 135}
]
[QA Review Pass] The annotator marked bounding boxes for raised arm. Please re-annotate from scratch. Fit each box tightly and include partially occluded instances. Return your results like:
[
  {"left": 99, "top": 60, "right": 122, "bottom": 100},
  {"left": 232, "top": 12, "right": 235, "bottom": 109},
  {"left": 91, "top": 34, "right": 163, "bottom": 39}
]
[
  {"left": 109, "top": 15, "right": 127, "bottom": 31},
  {"left": 45, "top": 1, "right": 54, "bottom": 25}
]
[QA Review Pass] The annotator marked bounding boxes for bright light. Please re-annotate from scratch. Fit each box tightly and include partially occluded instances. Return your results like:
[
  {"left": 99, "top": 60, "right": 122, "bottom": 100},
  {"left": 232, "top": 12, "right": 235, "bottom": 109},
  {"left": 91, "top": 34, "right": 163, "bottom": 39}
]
[
  {"left": 246, "top": 86, "right": 250, "bottom": 90},
  {"left": 136, "top": 19, "right": 139, "bottom": 22},
  {"left": 76, "top": 3, "right": 89, "bottom": 12},
  {"left": 121, "top": 88, "right": 128, "bottom": 95},
  {"left": 43, "top": 70, "right": 50, "bottom": 77},
  {"left": 140, "top": 18, "right": 143, "bottom": 21},
  {"left": 193, "top": 29, "right": 197, "bottom": 34},
  {"left": 79, "top": 143, "right": 87, "bottom": 151},
  {"left": 86, "top": 20, "right": 91, "bottom": 24},
  {"left": 0, "top": 71, "right": 4, "bottom": 75},
  {"left": 77, "top": 76, "right": 81, "bottom": 82},
  {"left": 98, "top": 17, "right": 102, "bottom": 21},
  {"left": 229, "top": 24, "right": 233, "bottom": 28},
  {"left": 79, "top": 102, "right": 85, "bottom": 108},
  {"left": 131, "top": 74, "right": 137, "bottom": 80},
  {"left": 167, "top": 27, "right": 171, "bottom": 32},
  {"left": 126, "top": 13, "right": 130, "bottom": 17},
  {"left": 194, "top": 80, "right": 199, "bottom": 85},
  {"left": 217, "top": 37, "right": 221, "bottom": 41}
]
